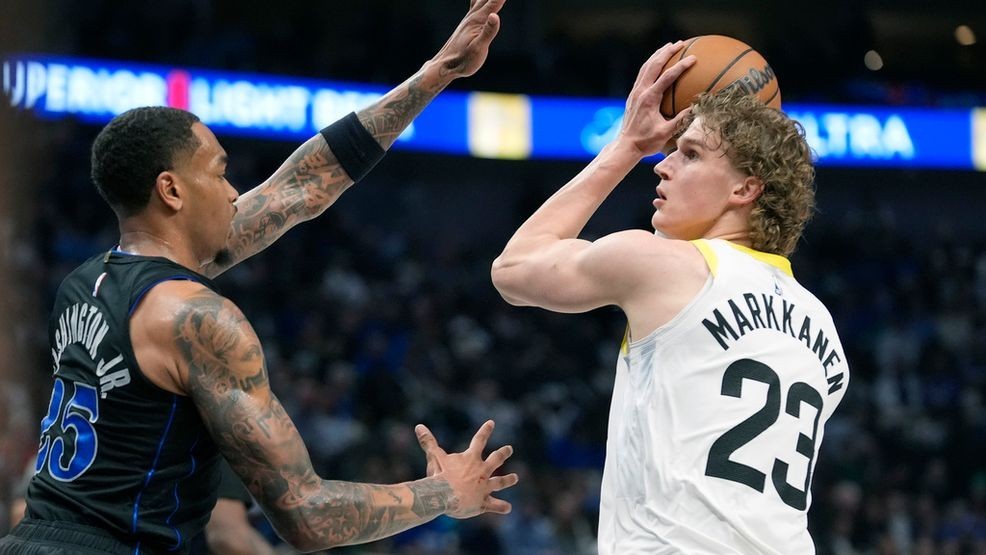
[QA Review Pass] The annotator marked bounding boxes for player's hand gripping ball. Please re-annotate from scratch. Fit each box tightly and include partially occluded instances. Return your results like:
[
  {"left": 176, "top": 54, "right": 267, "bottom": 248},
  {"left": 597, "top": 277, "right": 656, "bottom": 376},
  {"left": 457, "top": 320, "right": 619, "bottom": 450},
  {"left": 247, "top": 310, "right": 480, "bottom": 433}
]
[{"left": 660, "top": 35, "right": 781, "bottom": 118}]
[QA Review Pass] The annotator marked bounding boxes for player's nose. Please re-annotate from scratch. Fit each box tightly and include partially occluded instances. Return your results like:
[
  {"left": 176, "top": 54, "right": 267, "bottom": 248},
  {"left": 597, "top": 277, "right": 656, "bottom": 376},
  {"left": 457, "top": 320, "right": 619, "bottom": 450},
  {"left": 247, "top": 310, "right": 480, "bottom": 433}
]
[
  {"left": 654, "top": 157, "right": 671, "bottom": 181},
  {"left": 226, "top": 182, "right": 239, "bottom": 203}
]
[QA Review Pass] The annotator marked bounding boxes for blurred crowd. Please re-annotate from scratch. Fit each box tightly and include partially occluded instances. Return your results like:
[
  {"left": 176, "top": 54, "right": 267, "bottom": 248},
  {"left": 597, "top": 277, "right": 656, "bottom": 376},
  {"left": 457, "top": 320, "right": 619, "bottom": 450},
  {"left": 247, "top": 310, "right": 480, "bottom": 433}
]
[{"left": 0, "top": 118, "right": 983, "bottom": 554}]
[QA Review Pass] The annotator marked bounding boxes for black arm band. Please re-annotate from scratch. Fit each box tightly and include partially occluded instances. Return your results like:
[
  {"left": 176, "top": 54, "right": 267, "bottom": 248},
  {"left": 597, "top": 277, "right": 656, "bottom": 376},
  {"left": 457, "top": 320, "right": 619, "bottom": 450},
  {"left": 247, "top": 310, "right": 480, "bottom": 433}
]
[{"left": 319, "top": 112, "right": 386, "bottom": 183}]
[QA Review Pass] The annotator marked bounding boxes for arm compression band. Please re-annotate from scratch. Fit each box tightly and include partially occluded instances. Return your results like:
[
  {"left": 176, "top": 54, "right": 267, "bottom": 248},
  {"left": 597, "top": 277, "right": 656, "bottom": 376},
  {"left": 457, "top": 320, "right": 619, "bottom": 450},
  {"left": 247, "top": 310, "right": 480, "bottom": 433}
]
[{"left": 319, "top": 112, "right": 386, "bottom": 183}]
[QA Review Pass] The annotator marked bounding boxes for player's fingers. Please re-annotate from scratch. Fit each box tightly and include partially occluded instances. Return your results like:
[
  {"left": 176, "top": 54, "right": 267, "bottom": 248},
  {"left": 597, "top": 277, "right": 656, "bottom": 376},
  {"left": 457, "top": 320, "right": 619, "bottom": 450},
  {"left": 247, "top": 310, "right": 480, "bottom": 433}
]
[
  {"left": 650, "top": 55, "right": 696, "bottom": 96},
  {"left": 669, "top": 105, "right": 693, "bottom": 127},
  {"left": 489, "top": 473, "right": 519, "bottom": 492},
  {"left": 478, "top": 0, "right": 505, "bottom": 16},
  {"left": 467, "top": 420, "right": 495, "bottom": 454},
  {"left": 637, "top": 40, "right": 686, "bottom": 88},
  {"left": 483, "top": 444, "right": 514, "bottom": 471},
  {"left": 482, "top": 496, "right": 513, "bottom": 515},
  {"left": 478, "top": 13, "right": 501, "bottom": 42},
  {"left": 415, "top": 424, "right": 448, "bottom": 458},
  {"left": 633, "top": 42, "right": 672, "bottom": 90},
  {"left": 425, "top": 454, "right": 441, "bottom": 476}
]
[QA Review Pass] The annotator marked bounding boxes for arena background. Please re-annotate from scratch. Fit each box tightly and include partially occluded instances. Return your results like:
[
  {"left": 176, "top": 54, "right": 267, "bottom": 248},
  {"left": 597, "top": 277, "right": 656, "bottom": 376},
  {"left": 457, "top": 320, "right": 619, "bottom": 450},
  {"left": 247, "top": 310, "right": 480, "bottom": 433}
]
[{"left": 2, "top": 1, "right": 985, "bottom": 553}]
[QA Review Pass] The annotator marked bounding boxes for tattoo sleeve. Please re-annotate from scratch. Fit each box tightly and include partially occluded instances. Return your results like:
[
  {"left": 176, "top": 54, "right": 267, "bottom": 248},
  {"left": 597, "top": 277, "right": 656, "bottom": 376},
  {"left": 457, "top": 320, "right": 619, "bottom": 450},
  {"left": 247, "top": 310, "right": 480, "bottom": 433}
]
[
  {"left": 202, "top": 63, "right": 451, "bottom": 279},
  {"left": 174, "top": 290, "right": 454, "bottom": 549}
]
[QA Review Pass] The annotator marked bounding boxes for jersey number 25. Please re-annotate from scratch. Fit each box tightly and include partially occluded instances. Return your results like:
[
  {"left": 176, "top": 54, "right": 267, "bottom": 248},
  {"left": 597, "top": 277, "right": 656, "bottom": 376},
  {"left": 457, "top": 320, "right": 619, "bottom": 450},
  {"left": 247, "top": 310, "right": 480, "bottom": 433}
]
[{"left": 35, "top": 377, "right": 100, "bottom": 482}]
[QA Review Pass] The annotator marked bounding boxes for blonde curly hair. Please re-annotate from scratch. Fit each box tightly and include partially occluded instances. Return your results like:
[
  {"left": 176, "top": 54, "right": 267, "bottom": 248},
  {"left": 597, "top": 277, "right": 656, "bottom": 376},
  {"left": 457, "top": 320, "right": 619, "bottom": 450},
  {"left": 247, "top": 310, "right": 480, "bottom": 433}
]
[{"left": 675, "top": 87, "right": 816, "bottom": 256}]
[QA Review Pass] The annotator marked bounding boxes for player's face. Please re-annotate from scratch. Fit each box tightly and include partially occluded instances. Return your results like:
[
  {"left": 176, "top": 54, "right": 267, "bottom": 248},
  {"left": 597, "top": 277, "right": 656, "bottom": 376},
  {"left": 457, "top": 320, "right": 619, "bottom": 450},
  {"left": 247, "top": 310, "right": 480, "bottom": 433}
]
[
  {"left": 650, "top": 117, "right": 749, "bottom": 239},
  {"left": 176, "top": 123, "right": 238, "bottom": 265}
]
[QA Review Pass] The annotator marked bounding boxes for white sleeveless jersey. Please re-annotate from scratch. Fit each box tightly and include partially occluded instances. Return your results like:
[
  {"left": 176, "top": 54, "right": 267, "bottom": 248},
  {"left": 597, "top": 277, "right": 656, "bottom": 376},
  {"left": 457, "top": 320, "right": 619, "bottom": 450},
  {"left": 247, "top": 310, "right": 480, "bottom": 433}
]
[{"left": 598, "top": 239, "right": 849, "bottom": 554}]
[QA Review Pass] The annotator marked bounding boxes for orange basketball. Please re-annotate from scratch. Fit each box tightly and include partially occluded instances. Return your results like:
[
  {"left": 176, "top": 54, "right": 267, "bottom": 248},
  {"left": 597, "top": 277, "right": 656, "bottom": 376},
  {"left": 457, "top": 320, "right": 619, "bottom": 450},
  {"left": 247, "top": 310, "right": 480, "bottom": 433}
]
[{"left": 660, "top": 35, "right": 781, "bottom": 118}]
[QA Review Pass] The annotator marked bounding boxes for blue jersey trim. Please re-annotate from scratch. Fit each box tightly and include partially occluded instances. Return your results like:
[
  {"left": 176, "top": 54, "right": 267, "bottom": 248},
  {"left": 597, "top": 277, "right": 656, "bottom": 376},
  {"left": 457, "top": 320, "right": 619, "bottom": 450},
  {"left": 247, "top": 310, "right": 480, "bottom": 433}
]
[
  {"left": 131, "top": 395, "right": 179, "bottom": 541},
  {"left": 166, "top": 433, "right": 201, "bottom": 551},
  {"left": 129, "top": 276, "right": 204, "bottom": 317}
]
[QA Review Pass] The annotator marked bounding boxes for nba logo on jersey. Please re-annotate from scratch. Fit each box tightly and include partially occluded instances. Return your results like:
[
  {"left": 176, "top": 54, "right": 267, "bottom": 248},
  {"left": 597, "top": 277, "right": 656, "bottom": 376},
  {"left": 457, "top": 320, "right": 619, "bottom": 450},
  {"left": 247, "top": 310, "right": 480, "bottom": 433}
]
[{"left": 92, "top": 272, "right": 107, "bottom": 296}]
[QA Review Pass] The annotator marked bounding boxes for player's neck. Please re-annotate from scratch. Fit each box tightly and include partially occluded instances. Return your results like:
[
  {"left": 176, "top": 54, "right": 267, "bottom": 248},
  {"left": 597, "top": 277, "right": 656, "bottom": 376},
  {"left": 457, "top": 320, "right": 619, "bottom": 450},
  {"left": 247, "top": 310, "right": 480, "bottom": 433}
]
[
  {"left": 711, "top": 231, "right": 753, "bottom": 249},
  {"left": 118, "top": 227, "right": 198, "bottom": 269},
  {"left": 704, "top": 211, "right": 754, "bottom": 249}
]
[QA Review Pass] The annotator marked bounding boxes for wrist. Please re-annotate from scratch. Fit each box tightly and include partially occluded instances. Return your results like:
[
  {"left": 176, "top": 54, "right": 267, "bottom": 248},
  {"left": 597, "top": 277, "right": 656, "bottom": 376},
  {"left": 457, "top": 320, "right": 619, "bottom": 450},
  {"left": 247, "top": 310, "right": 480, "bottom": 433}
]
[
  {"left": 420, "top": 59, "right": 458, "bottom": 89},
  {"left": 319, "top": 112, "right": 385, "bottom": 183},
  {"left": 613, "top": 131, "right": 670, "bottom": 160},
  {"left": 602, "top": 139, "right": 648, "bottom": 166},
  {"left": 407, "top": 475, "right": 455, "bottom": 518}
]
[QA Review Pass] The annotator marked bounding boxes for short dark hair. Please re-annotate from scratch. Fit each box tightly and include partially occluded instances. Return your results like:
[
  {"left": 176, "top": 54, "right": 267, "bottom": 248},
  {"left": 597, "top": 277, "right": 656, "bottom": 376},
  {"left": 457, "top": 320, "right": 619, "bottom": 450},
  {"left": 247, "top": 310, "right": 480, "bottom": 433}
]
[{"left": 90, "top": 106, "right": 201, "bottom": 217}]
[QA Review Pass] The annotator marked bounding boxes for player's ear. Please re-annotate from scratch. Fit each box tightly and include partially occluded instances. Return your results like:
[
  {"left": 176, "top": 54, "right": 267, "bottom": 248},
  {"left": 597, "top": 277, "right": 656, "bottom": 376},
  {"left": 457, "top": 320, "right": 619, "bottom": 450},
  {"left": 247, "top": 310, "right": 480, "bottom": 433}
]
[
  {"left": 732, "top": 175, "right": 764, "bottom": 206},
  {"left": 154, "top": 171, "right": 183, "bottom": 212}
]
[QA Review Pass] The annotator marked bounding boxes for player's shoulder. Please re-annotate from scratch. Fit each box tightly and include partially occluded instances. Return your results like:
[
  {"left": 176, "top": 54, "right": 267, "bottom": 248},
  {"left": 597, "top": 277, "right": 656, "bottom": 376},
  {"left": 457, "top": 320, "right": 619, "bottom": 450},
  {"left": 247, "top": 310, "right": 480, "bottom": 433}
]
[
  {"left": 141, "top": 278, "right": 228, "bottom": 307},
  {"left": 594, "top": 230, "right": 704, "bottom": 259},
  {"left": 134, "top": 279, "right": 246, "bottom": 334},
  {"left": 592, "top": 230, "right": 708, "bottom": 275},
  {"left": 582, "top": 232, "right": 710, "bottom": 311}
]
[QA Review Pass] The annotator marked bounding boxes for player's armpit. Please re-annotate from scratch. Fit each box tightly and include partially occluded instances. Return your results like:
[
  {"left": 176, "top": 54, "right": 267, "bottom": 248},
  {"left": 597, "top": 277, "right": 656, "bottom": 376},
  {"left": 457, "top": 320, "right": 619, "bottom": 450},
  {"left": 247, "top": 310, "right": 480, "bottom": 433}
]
[{"left": 170, "top": 289, "right": 459, "bottom": 550}]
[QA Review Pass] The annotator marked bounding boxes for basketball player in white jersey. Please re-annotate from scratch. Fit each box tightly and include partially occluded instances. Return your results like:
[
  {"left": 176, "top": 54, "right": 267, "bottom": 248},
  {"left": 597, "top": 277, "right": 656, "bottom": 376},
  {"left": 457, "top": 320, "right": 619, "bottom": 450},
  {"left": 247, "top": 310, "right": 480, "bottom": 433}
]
[{"left": 491, "top": 41, "right": 849, "bottom": 554}]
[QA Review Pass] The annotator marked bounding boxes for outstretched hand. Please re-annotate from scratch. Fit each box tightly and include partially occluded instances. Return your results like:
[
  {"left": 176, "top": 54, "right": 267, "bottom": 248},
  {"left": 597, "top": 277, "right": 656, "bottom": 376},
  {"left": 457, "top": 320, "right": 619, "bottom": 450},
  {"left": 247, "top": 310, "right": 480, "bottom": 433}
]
[
  {"left": 430, "top": 0, "right": 506, "bottom": 80},
  {"left": 415, "top": 420, "right": 519, "bottom": 518},
  {"left": 618, "top": 41, "right": 697, "bottom": 157}
]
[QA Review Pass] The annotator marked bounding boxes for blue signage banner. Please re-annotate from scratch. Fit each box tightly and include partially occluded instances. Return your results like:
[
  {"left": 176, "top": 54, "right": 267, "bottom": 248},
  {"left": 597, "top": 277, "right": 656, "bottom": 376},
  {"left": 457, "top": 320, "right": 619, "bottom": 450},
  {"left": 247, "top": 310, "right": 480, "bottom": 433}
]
[
  {"left": 3, "top": 54, "right": 982, "bottom": 170},
  {"left": 788, "top": 104, "right": 973, "bottom": 169}
]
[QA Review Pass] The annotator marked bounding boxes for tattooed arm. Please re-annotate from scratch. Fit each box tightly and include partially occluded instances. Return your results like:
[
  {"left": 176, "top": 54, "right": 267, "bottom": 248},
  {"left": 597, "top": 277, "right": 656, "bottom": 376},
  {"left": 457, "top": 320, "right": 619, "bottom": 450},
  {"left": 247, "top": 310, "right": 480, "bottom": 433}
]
[
  {"left": 199, "top": 0, "right": 506, "bottom": 278},
  {"left": 168, "top": 286, "right": 517, "bottom": 551}
]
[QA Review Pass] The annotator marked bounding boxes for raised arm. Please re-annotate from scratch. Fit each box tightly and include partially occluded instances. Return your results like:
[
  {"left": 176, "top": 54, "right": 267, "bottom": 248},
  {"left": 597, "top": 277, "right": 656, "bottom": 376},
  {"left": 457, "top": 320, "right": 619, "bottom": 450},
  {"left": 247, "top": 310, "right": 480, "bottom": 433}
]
[
  {"left": 200, "top": 0, "right": 505, "bottom": 278},
  {"left": 168, "top": 286, "right": 517, "bottom": 551},
  {"left": 490, "top": 43, "right": 715, "bottom": 340},
  {"left": 491, "top": 43, "right": 694, "bottom": 309}
]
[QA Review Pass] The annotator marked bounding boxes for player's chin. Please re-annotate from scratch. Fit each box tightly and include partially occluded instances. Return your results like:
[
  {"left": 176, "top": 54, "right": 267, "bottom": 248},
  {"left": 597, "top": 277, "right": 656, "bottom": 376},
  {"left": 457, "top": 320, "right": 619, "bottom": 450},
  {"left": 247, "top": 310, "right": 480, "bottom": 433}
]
[
  {"left": 651, "top": 211, "right": 665, "bottom": 232},
  {"left": 651, "top": 215, "right": 677, "bottom": 239}
]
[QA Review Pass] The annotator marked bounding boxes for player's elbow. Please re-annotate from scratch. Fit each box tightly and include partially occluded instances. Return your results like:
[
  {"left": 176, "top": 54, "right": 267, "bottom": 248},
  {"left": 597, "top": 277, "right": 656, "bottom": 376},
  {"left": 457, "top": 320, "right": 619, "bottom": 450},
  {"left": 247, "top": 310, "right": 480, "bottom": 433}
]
[{"left": 491, "top": 256, "right": 531, "bottom": 306}]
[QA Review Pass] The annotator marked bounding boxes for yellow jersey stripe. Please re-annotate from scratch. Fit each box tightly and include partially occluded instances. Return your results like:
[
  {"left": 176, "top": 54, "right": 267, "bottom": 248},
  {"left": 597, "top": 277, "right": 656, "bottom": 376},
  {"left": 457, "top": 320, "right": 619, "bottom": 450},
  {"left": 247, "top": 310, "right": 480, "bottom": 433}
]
[
  {"left": 691, "top": 239, "right": 720, "bottom": 277},
  {"left": 724, "top": 242, "right": 794, "bottom": 277}
]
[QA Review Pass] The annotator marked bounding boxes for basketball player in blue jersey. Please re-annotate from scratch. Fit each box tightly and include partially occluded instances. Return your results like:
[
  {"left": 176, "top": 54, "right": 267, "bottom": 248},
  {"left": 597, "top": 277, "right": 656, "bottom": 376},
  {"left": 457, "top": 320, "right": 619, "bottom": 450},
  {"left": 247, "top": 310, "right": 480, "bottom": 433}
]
[
  {"left": 492, "top": 41, "right": 849, "bottom": 554},
  {"left": 0, "top": 1, "right": 518, "bottom": 553}
]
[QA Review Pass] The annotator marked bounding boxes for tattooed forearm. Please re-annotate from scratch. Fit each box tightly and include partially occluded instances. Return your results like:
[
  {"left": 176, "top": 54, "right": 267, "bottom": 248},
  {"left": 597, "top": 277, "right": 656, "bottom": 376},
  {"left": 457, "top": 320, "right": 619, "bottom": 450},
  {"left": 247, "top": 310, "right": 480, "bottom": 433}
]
[
  {"left": 357, "top": 73, "right": 443, "bottom": 149},
  {"left": 202, "top": 63, "right": 451, "bottom": 278},
  {"left": 174, "top": 290, "right": 450, "bottom": 550},
  {"left": 202, "top": 136, "right": 350, "bottom": 277},
  {"left": 278, "top": 479, "right": 448, "bottom": 548},
  {"left": 279, "top": 480, "right": 448, "bottom": 547}
]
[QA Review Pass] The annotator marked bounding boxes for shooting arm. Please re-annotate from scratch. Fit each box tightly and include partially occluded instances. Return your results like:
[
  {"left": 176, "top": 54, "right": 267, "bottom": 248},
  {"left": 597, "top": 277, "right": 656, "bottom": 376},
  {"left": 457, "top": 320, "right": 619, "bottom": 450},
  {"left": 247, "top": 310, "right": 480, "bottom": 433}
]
[{"left": 491, "top": 142, "right": 643, "bottom": 310}]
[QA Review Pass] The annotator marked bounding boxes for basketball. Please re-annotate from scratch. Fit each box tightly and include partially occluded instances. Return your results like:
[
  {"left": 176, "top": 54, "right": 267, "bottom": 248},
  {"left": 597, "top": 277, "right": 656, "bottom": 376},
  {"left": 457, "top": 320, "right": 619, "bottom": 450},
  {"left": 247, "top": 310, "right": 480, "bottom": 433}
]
[{"left": 660, "top": 35, "right": 781, "bottom": 118}]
